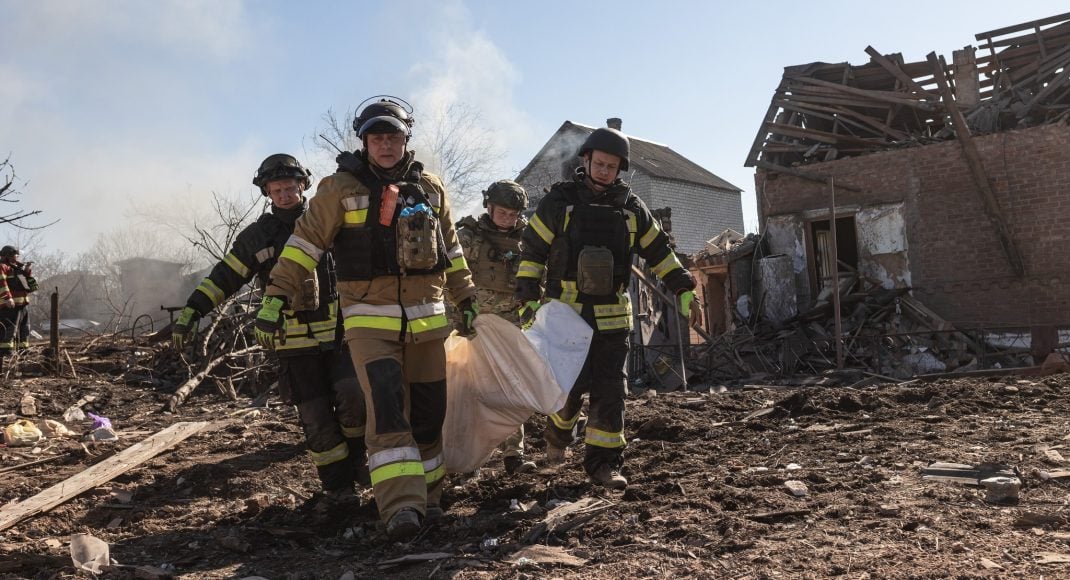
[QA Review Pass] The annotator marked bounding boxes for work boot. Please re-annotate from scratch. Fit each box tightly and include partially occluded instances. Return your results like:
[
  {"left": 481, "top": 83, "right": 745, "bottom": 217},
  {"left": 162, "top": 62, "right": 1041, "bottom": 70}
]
[
  {"left": 504, "top": 455, "right": 537, "bottom": 475},
  {"left": 544, "top": 445, "right": 567, "bottom": 466},
  {"left": 386, "top": 508, "right": 421, "bottom": 541},
  {"left": 590, "top": 465, "right": 628, "bottom": 490}
]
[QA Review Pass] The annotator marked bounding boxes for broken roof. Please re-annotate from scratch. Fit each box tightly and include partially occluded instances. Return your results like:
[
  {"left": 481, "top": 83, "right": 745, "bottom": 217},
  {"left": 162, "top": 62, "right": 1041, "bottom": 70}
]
[
  {"left": 517, "top": 121, "right": 743, "bottom": 192},
  {"left": 746, "top": 11, "right": 1070, "bottom": 170}
]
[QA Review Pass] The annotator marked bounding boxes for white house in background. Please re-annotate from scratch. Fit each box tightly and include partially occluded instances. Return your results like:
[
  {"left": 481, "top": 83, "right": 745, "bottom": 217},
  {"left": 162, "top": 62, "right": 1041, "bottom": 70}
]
[{"left": 515, "top": 118, "right": 745, "bottom": 255}]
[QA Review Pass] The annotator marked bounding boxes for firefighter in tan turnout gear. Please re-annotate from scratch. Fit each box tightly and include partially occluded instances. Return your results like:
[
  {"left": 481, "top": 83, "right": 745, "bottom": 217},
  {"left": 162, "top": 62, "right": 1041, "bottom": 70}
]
[
  {"left": 454, "top": 180, "right": 537, "bottom": 475},
  {"left": 262, "top": 97, "right": 478, "bottom": 541},
  {"left": 515, "top": 127, "right": 699, "bottom": 490},
  {"left": 174, "top": 154, "right": 368, "bottom": 501}
]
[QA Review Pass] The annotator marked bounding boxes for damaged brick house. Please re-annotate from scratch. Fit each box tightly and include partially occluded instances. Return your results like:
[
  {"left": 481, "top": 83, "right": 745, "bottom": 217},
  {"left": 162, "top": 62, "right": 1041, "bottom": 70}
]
[
  {"left": 516, "top": 119, "right": 744, "bottom": 387},
  {"left": 746, "top": 12, "right": 1070, "bottom": 333}
]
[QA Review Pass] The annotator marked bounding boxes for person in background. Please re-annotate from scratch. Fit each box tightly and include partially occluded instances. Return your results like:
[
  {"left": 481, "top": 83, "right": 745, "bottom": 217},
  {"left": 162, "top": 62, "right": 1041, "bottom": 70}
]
[
  {"left": 454, "top": 179, "right": 538, "bottom": 475},
  {"left": 0, "top": 245, "right": 38, "bottom": 359}
]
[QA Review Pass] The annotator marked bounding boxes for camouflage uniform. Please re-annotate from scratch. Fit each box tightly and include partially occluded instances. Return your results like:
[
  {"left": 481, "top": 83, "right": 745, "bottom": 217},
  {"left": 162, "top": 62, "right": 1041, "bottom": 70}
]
[{"left": 454, "top": 212, "right": 529, "bottom": 459}]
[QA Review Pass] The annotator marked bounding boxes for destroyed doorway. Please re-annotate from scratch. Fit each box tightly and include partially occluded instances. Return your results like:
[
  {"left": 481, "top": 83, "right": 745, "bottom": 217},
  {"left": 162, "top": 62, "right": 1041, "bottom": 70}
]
[{"left": 806, "top": 215, "right": 858, "bottom": 295}]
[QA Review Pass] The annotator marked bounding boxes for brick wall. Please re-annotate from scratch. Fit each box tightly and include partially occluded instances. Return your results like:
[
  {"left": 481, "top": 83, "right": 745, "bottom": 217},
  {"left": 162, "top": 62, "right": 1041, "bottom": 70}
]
[{"left": 758, "top": 122, "right": 1070, "bottom": 327}]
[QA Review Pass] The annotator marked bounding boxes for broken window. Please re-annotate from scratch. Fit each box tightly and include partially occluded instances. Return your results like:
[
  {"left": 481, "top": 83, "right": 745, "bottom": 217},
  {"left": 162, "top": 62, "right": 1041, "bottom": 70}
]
[{"left": 808, "top": 215, "right": 858, "bottom": 294}]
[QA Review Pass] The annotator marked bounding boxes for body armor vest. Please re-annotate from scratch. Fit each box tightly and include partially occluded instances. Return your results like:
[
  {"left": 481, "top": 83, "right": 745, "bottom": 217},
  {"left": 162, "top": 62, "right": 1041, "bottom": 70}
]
[
  {"left": 546, "top": 184, "right": 634, "bottom": 305},
  {"left": 333, "top": 154, "right": 450, "bottom": 281},
  {"left": 462, "top": 217, "right": 522, "bottom": 294}
]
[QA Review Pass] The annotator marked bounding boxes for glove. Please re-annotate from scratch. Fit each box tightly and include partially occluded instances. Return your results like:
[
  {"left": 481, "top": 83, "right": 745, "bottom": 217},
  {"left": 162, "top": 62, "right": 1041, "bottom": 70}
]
[
  {"left": 678, "top": 290, "right": 702, "bottom": 325},
  {"left": 518, "top": 300, "right": 541, "bottom": 327},
  {"left": 171, "top": 306, "right": 200, "bottom": 349},
  {"left": 458, "top": 298, "right": 479, "bottom": 337},
  {"left": 255, "top": 295, "right": 287, "bottom": 349}
]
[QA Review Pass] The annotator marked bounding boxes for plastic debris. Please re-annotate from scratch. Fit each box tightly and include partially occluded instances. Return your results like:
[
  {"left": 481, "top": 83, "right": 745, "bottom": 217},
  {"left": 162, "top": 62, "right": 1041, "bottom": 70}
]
[
  {"left": 70, "top": 532, "right": 110, "bottom": 574},
  {"left": 3, "top": 419, "right": 43, "bottom": 446}
]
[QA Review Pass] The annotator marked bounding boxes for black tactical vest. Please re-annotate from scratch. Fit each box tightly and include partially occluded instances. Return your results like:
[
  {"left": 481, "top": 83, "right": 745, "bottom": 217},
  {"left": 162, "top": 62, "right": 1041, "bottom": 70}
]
[{"left": 333, "top": 154, "right": 450, "bottom": 281}]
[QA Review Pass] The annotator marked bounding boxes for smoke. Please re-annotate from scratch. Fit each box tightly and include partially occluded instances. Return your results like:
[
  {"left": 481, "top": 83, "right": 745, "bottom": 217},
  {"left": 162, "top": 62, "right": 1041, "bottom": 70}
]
[
  {"left": 404, "top": 2, "right": 539, "bottom": 219},
  {"left": 0, "top": 1, "right": 261, "bottom": 256}
]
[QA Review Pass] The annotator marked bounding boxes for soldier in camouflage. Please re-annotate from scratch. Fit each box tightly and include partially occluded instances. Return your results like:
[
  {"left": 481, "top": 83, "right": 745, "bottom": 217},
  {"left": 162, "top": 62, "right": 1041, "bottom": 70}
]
[{"left": 454, "top": 180, "right": 538, "bottom": 474}]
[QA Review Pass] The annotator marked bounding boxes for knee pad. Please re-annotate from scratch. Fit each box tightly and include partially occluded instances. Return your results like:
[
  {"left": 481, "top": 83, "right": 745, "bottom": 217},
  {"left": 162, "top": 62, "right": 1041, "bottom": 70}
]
[
  {"left": 410, "top": 379, "right": 446, "bottom": 444},
  {"left": 365, "top": 358, "right": 407, "bottom": 434}
]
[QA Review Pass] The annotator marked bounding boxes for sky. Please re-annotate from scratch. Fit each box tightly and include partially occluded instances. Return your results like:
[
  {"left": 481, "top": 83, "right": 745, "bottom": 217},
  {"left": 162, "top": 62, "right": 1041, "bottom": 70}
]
[{"left": 0, "top": 0, "right": 1065, "bottom": 260}]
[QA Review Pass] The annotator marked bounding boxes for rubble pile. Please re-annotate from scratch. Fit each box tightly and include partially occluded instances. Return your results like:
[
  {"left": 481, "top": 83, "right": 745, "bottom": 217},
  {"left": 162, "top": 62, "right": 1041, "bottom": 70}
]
[
  {"left": 2, "top": 300, "right": 271, "bottom": 411},
  {"left": 687, "top": 278, "right": 1040, "bottom": 385}
]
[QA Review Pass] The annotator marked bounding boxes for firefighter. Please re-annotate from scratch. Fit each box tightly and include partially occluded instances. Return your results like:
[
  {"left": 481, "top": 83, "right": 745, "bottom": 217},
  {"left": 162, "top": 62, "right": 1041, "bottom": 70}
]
[
  {"left": 172, "top": 154, "right": 368, "bottom": 501},
  {"left": 0, "top": 246, "right": 38, "bottom": 357},
  {"left": 515, "top": 127, "right": 700, "bottom": 490},
  {"left": 454, "top": 180, "right": 537, "bottom": 475},
  {"left": 258, "top": 96, "right": 478, "bottom": 541}
]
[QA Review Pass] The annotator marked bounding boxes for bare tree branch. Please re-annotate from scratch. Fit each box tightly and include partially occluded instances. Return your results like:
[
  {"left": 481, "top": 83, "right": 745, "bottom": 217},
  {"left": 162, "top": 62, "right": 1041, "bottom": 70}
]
[
  {"left": 184, "top": 192, "right": 263, "bottom": 262},
  {"left": 0, "top": 155, "right": 53, "bottom": 229},
  {"left": 309, "top": 102, "right": 506, "bottom": 208}
]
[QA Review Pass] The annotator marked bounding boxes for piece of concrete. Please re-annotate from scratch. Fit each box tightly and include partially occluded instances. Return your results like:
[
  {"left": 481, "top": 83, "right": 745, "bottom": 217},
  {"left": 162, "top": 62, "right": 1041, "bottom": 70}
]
[{"left": 980, "top": 476, "right": 1021, "bottom": 503}]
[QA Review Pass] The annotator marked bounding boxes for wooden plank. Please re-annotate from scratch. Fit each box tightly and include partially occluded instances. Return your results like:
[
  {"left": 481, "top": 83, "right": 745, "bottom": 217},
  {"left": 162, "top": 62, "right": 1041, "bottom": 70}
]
[
  {"left": 864, "top": 46, "right": 937, "bottom": 98},
  {"left": 746, "top": 85, "right": 789, "bottom": 167},
  {"left": 753, "top": 160, "right": 865, "bottom": 192},
  {"left": 926, "top": 52, "right": 1025, "bottom": 278},
  {"left": 765, "top": 122, "right": 884, "bottom": 148},
  {"left": 0, "top": 421, "right": 211, "bottom": 532},
  {"left": 792, "top": 76, "right": 937, "bottom": 109},
  {"left": 975, "top": 13, "right": 1070, "bottom": 44},
  {"left": 775, "top": 99, "right": 910, "bottom": 140}
]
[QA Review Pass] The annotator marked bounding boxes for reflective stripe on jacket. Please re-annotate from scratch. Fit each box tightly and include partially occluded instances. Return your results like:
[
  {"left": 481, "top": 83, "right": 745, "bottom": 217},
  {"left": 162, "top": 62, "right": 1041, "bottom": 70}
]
[
  {"left": 267, "top": 157, "right": 475, "bottom": 343},
  {"left": 517, "top": 174, "right": 694, "bottom": 332}
]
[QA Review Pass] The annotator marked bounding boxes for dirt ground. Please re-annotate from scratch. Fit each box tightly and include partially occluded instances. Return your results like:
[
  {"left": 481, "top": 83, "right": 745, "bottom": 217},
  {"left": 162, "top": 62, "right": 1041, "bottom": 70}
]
[{"left": 3, "top": 340, "right": 1070, "bottom": 579}]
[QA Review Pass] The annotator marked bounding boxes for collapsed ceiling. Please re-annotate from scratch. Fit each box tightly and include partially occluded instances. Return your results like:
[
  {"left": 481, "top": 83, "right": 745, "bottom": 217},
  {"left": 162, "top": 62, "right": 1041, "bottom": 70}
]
[{"left": 746, "top": 12, "right": 1070, "bottom": 170}]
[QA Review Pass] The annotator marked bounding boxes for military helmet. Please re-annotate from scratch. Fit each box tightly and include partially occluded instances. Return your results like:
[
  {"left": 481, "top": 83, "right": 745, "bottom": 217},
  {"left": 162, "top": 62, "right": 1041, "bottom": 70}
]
[
  {"left": 353, "top": 96, "right": 415, "bottom": 139},
  {"left": 579, "top": 127, "right": 630, "bottom": 172},
  {"left": 253, "top": 154, "right": 312, "bottom": 195},
  {"left": 0, "top": 246, "right": 18, "bottom": 259},
  {"left": 483, "top": 180, "right": 528, "bottom": 211}
]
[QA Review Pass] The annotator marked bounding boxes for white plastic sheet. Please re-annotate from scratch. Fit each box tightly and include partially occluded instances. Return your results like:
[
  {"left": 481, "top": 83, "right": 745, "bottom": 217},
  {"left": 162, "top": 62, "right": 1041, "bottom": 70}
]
[
  {"left": 70, "top": 532, "right": 110, "bottom": 574},
  {"left": 442, "top": 305, "right": 592, "bottom": 473},
  {"left": 523, "top": 300, "right": 593, "bottom": 397}
]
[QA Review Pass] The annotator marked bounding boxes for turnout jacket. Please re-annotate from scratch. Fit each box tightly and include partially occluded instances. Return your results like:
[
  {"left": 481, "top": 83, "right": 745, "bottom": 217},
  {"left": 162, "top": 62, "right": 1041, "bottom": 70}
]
[
  {"left": 0, "top": 262, "right": 37, "bottom": 307},
  {"left": 185, "top": 200, "right": 336, "bottom": 356},
  {"left": 516, "top": 170, "right": 695, "bottom": 332},
  {"left": 266, "top": 152, "right": 476, "bottom": 343}
]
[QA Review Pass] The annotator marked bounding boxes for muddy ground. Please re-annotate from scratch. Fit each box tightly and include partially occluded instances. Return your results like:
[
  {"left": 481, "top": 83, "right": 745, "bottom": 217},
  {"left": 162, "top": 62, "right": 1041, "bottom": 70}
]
[{"left": 3, "top": 339, "right": 1070, "bottom": 579}]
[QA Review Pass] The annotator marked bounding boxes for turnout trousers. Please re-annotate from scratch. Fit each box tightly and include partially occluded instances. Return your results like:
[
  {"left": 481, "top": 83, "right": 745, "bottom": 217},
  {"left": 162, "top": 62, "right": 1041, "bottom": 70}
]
[
  {"left": 347, "top": 337, "right": 447, "bottom": 523},
  {"left": 279, "top": 348, "right": 367, "bottom": 492},
  {"left": 544, "top": 330, "right": 630, "bottom": 476},
  {"left": 0, "top": 306, "right": 27, "bottom": 355}
]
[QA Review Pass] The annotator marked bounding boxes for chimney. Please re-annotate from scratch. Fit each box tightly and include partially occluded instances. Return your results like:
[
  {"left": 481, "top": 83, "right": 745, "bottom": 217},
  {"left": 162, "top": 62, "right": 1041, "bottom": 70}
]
[{"left": 606, "top": 117, "right": 622, "bottom": 130}]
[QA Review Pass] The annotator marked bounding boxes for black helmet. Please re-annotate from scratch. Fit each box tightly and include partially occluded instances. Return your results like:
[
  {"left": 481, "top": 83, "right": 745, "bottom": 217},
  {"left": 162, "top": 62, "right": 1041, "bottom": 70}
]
[
  {"left": 483, "top": 180, "right": 527, "bottom": 211},
  {"left": 353, "top": 96, "right": 415, "bottom": 139},
  {"left": 252, "top": 154, "right": 312, "bottom": 195},
  {"left": 0, "top": 246, "right": 18, "bottom": 259},
  {"left": 579, "top": 127, "right": 630, "bottom": 172}
]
